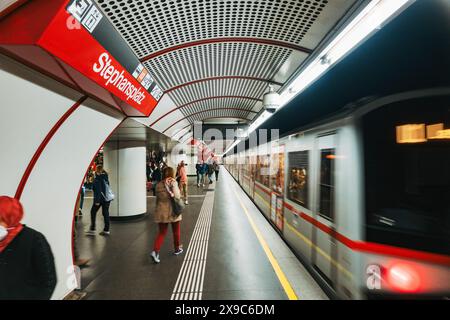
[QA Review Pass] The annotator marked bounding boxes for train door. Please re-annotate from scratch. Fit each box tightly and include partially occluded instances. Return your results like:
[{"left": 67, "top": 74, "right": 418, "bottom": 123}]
[{"left": 312, "top": 133, "right": 338, "bottom": 287}]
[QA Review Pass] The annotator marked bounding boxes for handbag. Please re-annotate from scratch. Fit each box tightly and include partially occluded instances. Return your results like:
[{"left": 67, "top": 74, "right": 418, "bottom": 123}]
[
  {"left": 101, "top": 179, "right": 115, "bottom": 202},
  {"left": 164, "top": 180, "right": 184, "bottom": 216}
]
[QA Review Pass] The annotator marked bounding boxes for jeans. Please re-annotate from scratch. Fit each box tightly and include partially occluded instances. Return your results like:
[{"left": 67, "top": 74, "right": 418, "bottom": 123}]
[
  {"left": 153, "top": 222, "right": 181, "bottom": 252},
  {"left": 90, "top": 201, "right": 111, "bottom": 232},
  {"left": 180, "top": 182, "right": 188, "bottom": 200},
  {"left": 79, "top": 186, "right": 85, "bottom": 210},
  {"left": 197, "top": 173, "right": 205, "bottom": 185}
]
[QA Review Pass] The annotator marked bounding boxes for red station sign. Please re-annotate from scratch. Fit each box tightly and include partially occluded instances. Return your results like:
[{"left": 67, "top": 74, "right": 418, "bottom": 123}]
[{"left": 0, "top": 0, "right": 161, "bottom": 117}]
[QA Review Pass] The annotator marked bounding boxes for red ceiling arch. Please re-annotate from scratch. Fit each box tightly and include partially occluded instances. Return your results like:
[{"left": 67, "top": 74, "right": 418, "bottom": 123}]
[
  {"left": 140, "top": 37, "right": 312, "bottom": 62},
  {"left": 163, "top": 110, "right": 251, "bottom": 133},
  {"left": 165, "top": 76, "right": 283, "bottom": 93},
  {"left": 150, "top": 96, "right": 260, "bottom": 127}
]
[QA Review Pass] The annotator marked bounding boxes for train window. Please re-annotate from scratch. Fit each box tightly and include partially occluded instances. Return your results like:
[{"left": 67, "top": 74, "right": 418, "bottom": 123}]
[
  {"left": 287, "top": 151, "right": 309, "bottom": 208},
  {"left": 256, "top": 154, "right": 271, "bottom": 187},
  {"left": 363, "top": 97, "right": 450, "bottom": 255},
  {"left": 319, "top": 149, "right": 335, "bottom": 220}
]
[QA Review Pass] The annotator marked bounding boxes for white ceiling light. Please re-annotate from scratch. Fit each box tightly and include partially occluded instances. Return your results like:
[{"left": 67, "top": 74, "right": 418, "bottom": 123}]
[
  {"left": 223, "top": 139, "right": 242, "bottom": 156},
  {"left": 247, "top": 0, "right": 415, "bottom": 135},
  {"left": 248, "top": 110, "right": 273, "bottom": 134}
]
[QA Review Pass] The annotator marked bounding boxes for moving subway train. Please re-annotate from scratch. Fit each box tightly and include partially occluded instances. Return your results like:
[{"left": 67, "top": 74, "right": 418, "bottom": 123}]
[{"left": 224, "top": 92, "right": 450, "bottom": 299}]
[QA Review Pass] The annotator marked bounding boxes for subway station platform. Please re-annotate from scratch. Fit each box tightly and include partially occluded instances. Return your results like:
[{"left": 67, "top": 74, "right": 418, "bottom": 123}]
[{"left": 75, "top": 169, "right": 327, "bottom": 300}]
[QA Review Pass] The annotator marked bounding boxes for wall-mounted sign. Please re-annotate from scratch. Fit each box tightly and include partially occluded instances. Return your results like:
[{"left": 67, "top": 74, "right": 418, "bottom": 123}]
[{"left": 0, "top": 0, "right": 163, "bottom": 117}]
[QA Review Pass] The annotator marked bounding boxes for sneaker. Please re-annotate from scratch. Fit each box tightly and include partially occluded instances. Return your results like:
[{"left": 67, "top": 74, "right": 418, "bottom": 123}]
[
  {"left": 185, "top": 200, "right": 189, "bottom": 205},
  {"left": 174, "top": 247, "right": 184, "bottom": 255},
  {"left": 99, "top": 231, "right": 110, "bottom": 236},
  {"left": 150, "top": 251, "right": 160, "bottom": 263},
  {"left": 197, "top": 183, "right": 200, "bottom": 187},
  {"left": 85, "top": 230, "right": 96, "bottom": 236}
]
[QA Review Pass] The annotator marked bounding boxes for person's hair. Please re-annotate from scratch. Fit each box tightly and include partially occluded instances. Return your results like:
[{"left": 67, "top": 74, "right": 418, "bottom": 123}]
[
  {"left": 163, "top": 166, "right": 175, "bottom": 179},
  {"left": 96, "top": 165, "right": 106, "bottom": 174}
]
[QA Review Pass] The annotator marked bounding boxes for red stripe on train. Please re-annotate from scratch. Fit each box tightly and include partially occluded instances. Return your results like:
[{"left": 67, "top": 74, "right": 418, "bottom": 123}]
[{"left": 283, "top": 202, "right": 450, "bottom": 267}]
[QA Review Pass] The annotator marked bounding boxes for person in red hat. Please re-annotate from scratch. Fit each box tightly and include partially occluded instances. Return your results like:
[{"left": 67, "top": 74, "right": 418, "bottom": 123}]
[{"left": 0, "top": 196, "right": 57, "bottom": 300}]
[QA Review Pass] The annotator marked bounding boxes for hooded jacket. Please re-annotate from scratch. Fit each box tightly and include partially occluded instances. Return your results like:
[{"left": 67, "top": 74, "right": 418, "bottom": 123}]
[{"left": 92, "top": 172, "right": 110, "bottom": 203}]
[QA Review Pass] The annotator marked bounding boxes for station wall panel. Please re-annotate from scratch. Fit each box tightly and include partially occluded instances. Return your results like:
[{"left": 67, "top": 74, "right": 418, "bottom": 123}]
[
  {"left": 20, "top": 99, "right": 124, "bottom": 299},
  {"left": 0, "top": 54, "right": 126, "bottom": 299},
  {"left": 0, "top": 54, "right": 82, "bottom": 196}
]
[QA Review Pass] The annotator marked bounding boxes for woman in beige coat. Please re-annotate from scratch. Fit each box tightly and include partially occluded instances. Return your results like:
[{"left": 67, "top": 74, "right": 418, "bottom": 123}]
[{"left": 150, "top": 167, "right": 183, "bottom": 263}]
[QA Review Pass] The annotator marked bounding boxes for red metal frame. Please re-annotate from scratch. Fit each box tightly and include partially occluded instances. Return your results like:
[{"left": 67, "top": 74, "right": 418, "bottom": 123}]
[
  {"left": 150, "top": 96, "right": 260, "bottom": 127},
  {"left": 15, "top": 96, "right": 88, "bottom": 199},
  {"left": 162, "top": 111, "right": 251, "bottom": 134},
  {"left": 70, "top": 117, "right": 126, "bottom": 265},
  {"left": 0, "top": 0, "right": 29, "bottom": 20},
  {"left": 140, "top": 37, "right": 312, "bottom": 62},
  {"left": 165, "top": 76, "right": 283, "bottom": 93}
]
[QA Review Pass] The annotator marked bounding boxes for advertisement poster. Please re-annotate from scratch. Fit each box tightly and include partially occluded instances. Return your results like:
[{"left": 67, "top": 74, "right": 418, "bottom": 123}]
[
  {"left": 270, "top": 146, "right": 285, "bottom": 232},
  {"left": 276, "top": 196, "right": 284, "bottom": 231},
  {"left": 271, "top": 193, "right": 277, "bottom": 223}
]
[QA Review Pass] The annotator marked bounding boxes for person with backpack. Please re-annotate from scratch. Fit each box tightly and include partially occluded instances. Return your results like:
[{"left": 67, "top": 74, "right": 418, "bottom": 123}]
[
  {"left": 150, "top": 167, "right": 184, "bottom": 263},
  {"left": 0, "top": 196, "right": 57, "bottom": 299},
  {"left": 86, "top": 165, "right": 112, "bottom": 236}
]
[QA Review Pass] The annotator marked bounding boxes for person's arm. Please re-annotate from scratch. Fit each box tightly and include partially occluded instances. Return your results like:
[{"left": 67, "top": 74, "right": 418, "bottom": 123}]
[
  {"left": 171, "top": 179, "right": 181, "bottom": 199},
  {"left": 31, "top": 232, "right": 57, "bottom": 300}
]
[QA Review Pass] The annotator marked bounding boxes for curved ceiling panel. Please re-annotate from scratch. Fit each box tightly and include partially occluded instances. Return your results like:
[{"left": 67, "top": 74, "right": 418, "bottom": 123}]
[
  {"left": 96, "top": 0, "right": 355, "bottom": 58},
  {"left": 179, "top": 97, "right": 259, "bottom": 120},
  {"left": 96, "top": 0, "right": 360, "bottom": 130},
  {"left": 163, "top": 109, "right": 251, "bottom": 133},
  {"left": 168, "top": 78, "right": 270, "bottom": 107},
  {"left": 145, "top": 43, "right": 292, "bottom": 90},
  {"left": 183, "top": 108, "right": 252, "bottom": 123}
]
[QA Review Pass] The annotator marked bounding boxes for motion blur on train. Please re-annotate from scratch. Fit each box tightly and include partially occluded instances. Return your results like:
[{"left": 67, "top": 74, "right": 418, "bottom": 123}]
[{"left": 224, "top": 92, "right": 450, "bottom": 299}]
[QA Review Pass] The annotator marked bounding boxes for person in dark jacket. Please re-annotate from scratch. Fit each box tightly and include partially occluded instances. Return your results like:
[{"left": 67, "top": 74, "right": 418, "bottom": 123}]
[
  {"left": 207, "top": 162, "right": 215, "bottom": 184},
  {"left": 197, "top": 161, "right": 208, "bottom": 187},
  {"left": 151, "top": 163, "right": 162, "bottom": 196},
  {"left": 0, "top": 196, "right": 57, "bottom": 300},
  {"left": 195, "top": 161, "right": 202, "bottom": 187},
  {"left": 86, "top": 165, "right": 112, "bottom": 236},
  {"left": 213, "top": 161, "right": 220, "bottom": 181}
]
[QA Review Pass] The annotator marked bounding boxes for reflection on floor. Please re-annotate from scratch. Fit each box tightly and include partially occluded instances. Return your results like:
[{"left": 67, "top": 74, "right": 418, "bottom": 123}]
[{"left": 75, "top": 172, "right": 327, "bottom": 300}]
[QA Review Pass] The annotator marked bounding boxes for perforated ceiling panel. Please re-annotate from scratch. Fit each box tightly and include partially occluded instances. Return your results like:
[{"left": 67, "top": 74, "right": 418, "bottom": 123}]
[
  {"left": 96, "top": 0, "right": 352, "bottom": 57},
  {"left": 95, "top": 0, "right": 359, "bottom": 128},
  {"left": 180, "top": 108, "right": 252, "bottom": 124},
  {"left": 180, "top": 96, "right": 258, "bottom": 117},
  {"left": 168, "top": 78, "right": 267, "bottom": 109},
  {"left": 145, "top": 43, "right": 291, "bottom": 91}
]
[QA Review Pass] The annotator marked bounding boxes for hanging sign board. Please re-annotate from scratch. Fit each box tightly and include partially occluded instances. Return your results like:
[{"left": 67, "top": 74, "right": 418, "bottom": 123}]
[{"left": 0, "top": 0, "right": 162, "bottom": 116}]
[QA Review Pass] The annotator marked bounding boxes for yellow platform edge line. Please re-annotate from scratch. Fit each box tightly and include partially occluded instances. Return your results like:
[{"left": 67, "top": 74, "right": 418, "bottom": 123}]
[
  {"left": 231, "top": 185, "right": 299, "bottom": 300},
  {"left": 253, "top": 191, "right": 353, "bottom": 279}
]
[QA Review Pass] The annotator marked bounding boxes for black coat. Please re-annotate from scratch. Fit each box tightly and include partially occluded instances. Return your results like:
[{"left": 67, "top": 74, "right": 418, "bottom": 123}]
[
  {"left": 0, "top": 226, "right": 57, "bottom": 300},
  {"left": 92, "top": 172, "right": 109, "bottom": 203}
]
